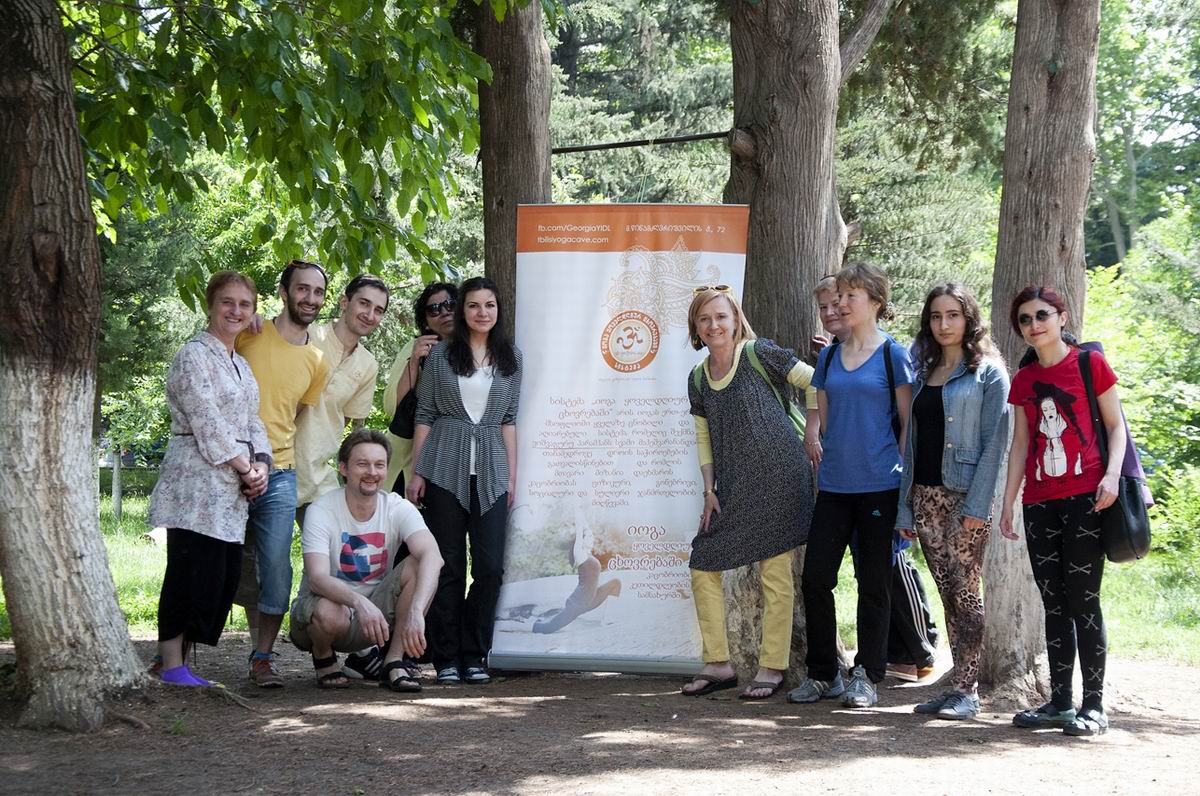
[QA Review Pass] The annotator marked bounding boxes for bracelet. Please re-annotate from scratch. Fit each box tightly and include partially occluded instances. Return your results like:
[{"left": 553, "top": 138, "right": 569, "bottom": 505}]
[
  {"left": 703, "top": 488, "right": 715, "bottom": 496},
  {"left": 236, "top": 467, "right": 250, "bottom": 476}
]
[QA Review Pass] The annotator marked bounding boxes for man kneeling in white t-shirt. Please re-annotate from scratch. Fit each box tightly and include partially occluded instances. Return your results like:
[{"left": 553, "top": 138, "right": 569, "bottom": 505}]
[{"left": 289, "top": 429, "right": 442, "bottom": 692}]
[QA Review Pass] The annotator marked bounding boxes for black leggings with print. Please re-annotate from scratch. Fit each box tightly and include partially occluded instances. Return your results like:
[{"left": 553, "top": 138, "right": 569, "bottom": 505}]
[{"left": 1024, "top": 491, "right": 1107, "bottom": 713}]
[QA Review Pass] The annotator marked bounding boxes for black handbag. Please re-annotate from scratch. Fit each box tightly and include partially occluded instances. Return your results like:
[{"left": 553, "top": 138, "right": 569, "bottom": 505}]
[
  {"left": 1078, "top": 350, "right": 1151, "bottom": 563},
  {"left": 388, "top": 353, "right": 426, "bottom": 440}
]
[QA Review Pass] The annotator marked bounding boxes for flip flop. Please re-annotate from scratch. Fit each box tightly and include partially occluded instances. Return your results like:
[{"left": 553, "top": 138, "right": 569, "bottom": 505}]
[
  {"left": 681, "top": 673, "right": 739, "bottom": 697},
  {"left": 738, "top": 680, "right": 783, "bottom": 700}
]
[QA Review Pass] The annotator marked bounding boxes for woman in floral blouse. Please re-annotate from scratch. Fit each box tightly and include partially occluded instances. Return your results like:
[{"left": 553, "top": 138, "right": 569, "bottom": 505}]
[{"left": 149, "top": 271, "right": 272, "bottom": 686}]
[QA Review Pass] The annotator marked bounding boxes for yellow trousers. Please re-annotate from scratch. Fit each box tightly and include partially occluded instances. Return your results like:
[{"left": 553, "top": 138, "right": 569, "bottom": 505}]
[{"left": 690, "top": 550, "right": 794, "bottom": 670}]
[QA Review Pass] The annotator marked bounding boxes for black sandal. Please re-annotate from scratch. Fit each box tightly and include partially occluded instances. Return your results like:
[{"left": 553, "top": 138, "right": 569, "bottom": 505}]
[
  {"left": 313, "top": 654, "right": 350, "bottom": 689},
  {"left": 380, "top": 660, "right": 422, "bottom": 693}
]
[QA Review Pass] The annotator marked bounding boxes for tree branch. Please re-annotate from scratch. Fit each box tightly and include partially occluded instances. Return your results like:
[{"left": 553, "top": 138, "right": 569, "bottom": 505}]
[{"left": 839, "top": 0, "right": 896, "bottom": 90}]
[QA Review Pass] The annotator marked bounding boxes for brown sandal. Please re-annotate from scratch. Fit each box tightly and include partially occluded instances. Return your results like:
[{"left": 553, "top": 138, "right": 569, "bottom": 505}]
[{"left": 738, "top": 680, "right": 782, "bottom": 700}]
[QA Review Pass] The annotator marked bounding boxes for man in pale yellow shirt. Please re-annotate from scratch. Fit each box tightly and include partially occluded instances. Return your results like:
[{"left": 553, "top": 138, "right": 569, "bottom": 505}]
[
  {"left": 235, "top": 260, "right": 330, "bottom": 687},
  {"left": 294, "top": 275, "right": 389, "bottom": 512}
]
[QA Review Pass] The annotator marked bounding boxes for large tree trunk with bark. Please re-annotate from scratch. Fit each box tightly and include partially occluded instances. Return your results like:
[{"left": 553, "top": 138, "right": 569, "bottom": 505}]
[
  {"left": 724, "top": 0, "right": 844, "bottom": 353},
  {"left": 0, "top": 0, "right": 144, "bottom": 731},
  {"left": 984, "top": 0, "right": 1101, "bottom": 706},
  {"left": 477, "top": 0, "right": 552, "bottom": 334},
  {"left": 722, "top": 0, "right": 893, "bottom": 685}
]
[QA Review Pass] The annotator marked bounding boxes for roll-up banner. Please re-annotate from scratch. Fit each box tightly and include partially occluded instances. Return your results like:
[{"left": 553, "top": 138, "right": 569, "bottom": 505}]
[{"left": 491, "top": 204, "right": 749, "bottom": 675}]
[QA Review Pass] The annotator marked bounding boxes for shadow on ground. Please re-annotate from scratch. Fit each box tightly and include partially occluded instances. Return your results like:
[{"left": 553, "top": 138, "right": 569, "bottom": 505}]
[{"left": 1, "top": 637, "right": 1198, "bottom": 795}]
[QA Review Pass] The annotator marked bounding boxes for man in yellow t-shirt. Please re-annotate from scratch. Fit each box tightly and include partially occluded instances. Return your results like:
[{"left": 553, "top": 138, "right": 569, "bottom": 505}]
[
  {"left": 294, "top": 275, "right": 389, "bottom": 512},
  {"left": 234, "top": 260, "right": 330, "bottom": 688}
]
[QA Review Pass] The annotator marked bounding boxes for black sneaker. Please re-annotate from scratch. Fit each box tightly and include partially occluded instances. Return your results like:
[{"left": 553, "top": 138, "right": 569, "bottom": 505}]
[{"left": 344, "top": 647, "right": 385, "bottom": 681}]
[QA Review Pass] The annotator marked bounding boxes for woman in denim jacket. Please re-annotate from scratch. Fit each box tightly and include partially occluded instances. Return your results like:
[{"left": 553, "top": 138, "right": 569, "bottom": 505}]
[{"left": 896, "top": 283, "right": 1010, "bottom": 719}]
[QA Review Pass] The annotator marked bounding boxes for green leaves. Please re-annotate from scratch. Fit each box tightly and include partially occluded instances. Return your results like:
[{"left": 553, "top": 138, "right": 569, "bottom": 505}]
[{"left": 67, "top": 0, "right": 498, "bottom": 284}]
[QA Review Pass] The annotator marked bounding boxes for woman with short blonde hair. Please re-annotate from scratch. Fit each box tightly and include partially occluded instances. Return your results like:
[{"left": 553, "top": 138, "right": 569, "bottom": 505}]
[{"left": 681, "top": 286, "right": 817, "bottom": 700}]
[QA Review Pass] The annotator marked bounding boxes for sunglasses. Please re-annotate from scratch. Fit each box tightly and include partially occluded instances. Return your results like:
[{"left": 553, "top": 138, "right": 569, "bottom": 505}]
[
  {"left": 1017, "top": 309, "right": 1059, "bottom": 327},
  {"left": 692, "top": 284, "right": 732, "bottom": 296},
  {"left": 425, "top": 298, "right": 457, "bottom": 316}
]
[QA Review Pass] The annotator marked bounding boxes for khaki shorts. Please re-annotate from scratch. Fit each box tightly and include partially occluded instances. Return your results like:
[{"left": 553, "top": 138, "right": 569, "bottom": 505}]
[{"left": 288, "top": 558, "right": 408, "bottom": 653}]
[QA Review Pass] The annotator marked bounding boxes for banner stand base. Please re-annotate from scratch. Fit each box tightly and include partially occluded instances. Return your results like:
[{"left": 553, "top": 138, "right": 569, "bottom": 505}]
[{"left": 488, "top": 652, "right": 702, "bottom": 677}]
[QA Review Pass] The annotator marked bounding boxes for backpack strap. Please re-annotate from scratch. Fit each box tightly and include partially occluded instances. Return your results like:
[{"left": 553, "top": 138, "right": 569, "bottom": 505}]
[
  {"left": 744, "top": 340, "right": 787, "bottom": 412},
  {"left": 821, "top": 336, "right": 841, "bottom": 382},
  {"left": 692, "top": 361, "right": 704, "bottom": 394},
  {"left": 883, "top": 337, "right": 897, "bottom": 417}
]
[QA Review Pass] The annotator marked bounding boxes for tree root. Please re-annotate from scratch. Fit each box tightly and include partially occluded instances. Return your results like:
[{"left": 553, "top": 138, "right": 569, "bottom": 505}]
[
  {"left": 204, "top": 684, "right": 256, "bottom": 710},
  {"left": 105, "top": 708, "right": 151, "bottom": 731}
]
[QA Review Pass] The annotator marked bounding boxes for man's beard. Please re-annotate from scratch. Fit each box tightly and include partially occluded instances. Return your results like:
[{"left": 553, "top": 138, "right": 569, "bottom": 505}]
[{"left": 286, "top": 297, "right": 317, "bottom": 327}]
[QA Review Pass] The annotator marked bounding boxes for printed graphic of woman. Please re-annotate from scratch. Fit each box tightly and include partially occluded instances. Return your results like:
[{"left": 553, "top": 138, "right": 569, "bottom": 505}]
[
  {"left": 533, "top": 511, "right": 622, "bottom": 634},
  {"left": 1030, "top": 382, "right": 1086, "bottom": 481}
]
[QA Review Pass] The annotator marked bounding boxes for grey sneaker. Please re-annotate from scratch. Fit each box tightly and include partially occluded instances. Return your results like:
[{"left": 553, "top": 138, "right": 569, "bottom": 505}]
[
  {"left": 841, "top": 666, "right": 877, "bottom": 708},
  {"left": 936, "top": 692, "right": 981, "bottom": 720},
  {"left": 786, "top": 671, "right": 846, "bottom": 704},
  {"left": 914, "top": 690, "right": 956, "bottom": 715}
]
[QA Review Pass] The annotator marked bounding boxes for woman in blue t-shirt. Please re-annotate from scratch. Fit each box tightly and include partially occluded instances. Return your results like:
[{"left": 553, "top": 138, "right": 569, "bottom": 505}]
[{"left": 789, "top": 262, "right": 914, "bottom": 710}]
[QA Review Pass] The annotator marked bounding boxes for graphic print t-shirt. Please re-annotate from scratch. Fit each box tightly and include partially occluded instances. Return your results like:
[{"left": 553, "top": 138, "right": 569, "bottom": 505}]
[
  {"left": 300, "top": 489, "right": 427, "bottom": 597},
  {"left": 1008, "top": 348, "right": 1117, "bottom": 505}
]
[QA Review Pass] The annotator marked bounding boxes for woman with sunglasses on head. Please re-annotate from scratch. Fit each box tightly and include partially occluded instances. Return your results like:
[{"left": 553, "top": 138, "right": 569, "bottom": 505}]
[
  {"left": 385, "top": 282, "right": 459, "bottom": 495},
  {"left": 407, "top": 276, "right": 522, "bottom": 686},
  {"left": 790, "top": 262, "right": 913, "bottom": 710},
  {"left": 680, "top": 285, "right": 818, "bottom": 701},
  {"left": 999, "top": 285, "right": 1125, "bottom": 737},
  {"left": 895, "top": 283, "right": 1010, "bottom": 720}
]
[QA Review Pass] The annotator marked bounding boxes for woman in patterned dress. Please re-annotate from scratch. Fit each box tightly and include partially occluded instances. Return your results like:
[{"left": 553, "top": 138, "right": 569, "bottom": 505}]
[
  {"left": 680, "top": 286, "right": 817, "bottom": 700},
  {"left": 149, "top": 271, "right": 272, "bottom": 686}
]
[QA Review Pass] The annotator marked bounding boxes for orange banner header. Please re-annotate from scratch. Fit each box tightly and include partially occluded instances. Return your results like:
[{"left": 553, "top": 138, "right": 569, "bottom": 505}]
[{"left": 516, "top": 204, "right": 749, "bottom": 254}]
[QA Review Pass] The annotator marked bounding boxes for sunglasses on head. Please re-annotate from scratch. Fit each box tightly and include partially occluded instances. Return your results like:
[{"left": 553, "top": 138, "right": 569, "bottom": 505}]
[
  {"left": 692, "top": 284, "right": 732, "bottom": 296},
  {"left": 1018, "top": 309, "right": 1059, "bottom": 326},
  {"left": 425, "top": 298, "right": 457, "bottom": 316}
]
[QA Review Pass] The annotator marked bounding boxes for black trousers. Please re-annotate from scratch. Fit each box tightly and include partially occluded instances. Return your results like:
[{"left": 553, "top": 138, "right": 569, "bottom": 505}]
[
  {"left": 424, "top": 478, "right": 508, "bottom": 669},
  {"left": 1024, "top": 492, "right": 1107, "bottom": 711},
  {"left": 802, "top": 489, "right": 898, "bottom": 683},
  {"left": 157, "top": 528, "right": 242, "bottom": 647},
  {"left": 886, "top": 551, "right": 939, "bottom": 668}
]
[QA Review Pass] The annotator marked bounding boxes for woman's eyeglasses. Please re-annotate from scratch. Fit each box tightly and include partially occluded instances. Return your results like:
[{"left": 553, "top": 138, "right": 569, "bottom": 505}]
[
  {"left": 1017, "top": 309, "right": 1059, "bottom": 326},
  {"left": 692, "top": 284, "right": 732, "bottom": 296},
  {"left": 425, "top": 298, "right": 457, "bottom": 317}
]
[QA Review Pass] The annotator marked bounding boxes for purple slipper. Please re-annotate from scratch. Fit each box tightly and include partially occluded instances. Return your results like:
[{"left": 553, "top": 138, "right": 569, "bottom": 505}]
[{"left": 161, "top": 665, "right": 210, "bottom": 687}]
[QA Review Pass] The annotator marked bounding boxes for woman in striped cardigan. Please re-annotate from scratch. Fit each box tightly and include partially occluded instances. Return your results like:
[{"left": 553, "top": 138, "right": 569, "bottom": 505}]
[{"left": 408, "top": 276, "right": 522, "bottom": 685}]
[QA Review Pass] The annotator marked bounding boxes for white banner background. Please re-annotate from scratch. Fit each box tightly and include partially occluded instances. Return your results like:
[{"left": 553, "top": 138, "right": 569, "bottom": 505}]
[{"left": 491, "top": 204, "right": 748, "bottom": 673}]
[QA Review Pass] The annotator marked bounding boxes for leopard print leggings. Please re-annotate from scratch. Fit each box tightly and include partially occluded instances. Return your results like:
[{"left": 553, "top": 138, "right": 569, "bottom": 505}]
[{"left": 912, "top": 484, "right": 990, "bottom": 694}]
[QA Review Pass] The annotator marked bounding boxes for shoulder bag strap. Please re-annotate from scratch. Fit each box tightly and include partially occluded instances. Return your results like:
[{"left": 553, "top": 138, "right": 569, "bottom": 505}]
[
  {"left": 744, "top": 340, "right": 788, "bottom": 412},
  {"left": 821, "top": 336, "right": 841, "bottom": 382},
  {"left": 1077, "top": 349, "right": 1110, "bottom": 468}
]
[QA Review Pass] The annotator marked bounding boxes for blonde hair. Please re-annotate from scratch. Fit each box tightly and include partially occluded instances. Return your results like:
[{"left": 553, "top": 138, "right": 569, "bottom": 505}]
[
  {"left": 687, "top": 289, "right": 756, "bottom": 350},
  {"left": 835, "top": 262, "right": 894, "bottom": 321},
  {"left": 812, "top": 275, "right": 838, "bottom": 298}
]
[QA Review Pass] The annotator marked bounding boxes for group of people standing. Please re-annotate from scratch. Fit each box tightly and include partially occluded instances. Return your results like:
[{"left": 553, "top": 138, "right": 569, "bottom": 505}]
[
  {"left": 684, "top": 265, "right": 1125, "bottom": 737},
  {"left": 148, "top": 263, "right": 521, "bottom": 693},
  {"left": 144, "top": 254, "right": 1124, "bottom": 738}
]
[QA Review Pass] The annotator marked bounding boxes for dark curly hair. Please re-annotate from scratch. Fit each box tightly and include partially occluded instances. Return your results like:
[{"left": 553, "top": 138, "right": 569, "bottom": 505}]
[
  {"left": 412, "top": 281, "right": 458, "bottom": 336},
  {"left": 911, "top": 283, "right": 999, "bottom": 375}
]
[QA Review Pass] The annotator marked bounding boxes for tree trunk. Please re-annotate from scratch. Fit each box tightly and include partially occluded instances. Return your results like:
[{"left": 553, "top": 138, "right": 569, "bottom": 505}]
[
  {"left": 984, "top": 0, "right": 1101, "bottom": 706},
  {"left": 0, "top": 0, "right": 144, "bottom": 731},
  {"left": 724, "top": 0, "right": 844, "bottom": 352},
  {"left": 477, "top": 0, "right": 552, "bottom": 334}
]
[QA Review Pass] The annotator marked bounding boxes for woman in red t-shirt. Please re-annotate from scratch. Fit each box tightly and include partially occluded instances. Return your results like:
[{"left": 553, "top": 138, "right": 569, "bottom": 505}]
[{"left": 998, "top": 285, "right": 1127, "bottom": 737}]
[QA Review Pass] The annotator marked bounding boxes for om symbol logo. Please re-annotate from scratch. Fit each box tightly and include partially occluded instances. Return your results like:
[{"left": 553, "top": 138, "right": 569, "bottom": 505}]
[{"left": 601, "top": 311, "right": 660, "bottom": 373}]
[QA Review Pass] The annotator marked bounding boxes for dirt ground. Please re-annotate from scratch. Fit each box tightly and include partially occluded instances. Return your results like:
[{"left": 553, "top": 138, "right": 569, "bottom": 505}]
[{"left": 2, "top": 634, "right": 1198, "bottom": 795}]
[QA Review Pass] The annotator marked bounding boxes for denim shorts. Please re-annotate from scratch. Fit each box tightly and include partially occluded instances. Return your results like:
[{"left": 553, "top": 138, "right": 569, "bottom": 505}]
[{"left": 235, "top": 469, "right": 298, "bottom": 615}]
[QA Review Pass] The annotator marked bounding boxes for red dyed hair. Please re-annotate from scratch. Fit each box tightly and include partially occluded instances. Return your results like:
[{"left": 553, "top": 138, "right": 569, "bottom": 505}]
[{"left": 1008, "top": 285, "right": 1068, "bottom": 335}]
